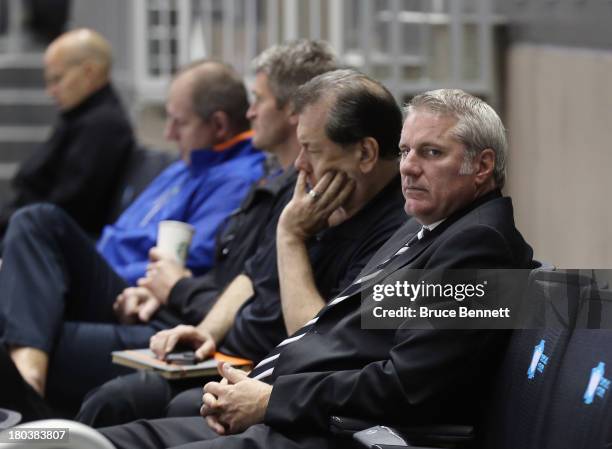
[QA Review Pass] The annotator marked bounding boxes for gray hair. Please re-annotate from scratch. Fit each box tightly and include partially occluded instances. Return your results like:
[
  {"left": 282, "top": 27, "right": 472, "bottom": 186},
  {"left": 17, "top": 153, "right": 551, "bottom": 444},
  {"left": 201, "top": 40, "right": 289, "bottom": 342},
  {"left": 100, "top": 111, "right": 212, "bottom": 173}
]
[
  {"left": 406, "top": 89, "right": 507, "bottom": 189},
  {"left": 178, "top": 59, "right": 250, "bottom": 132},
  {"left": 252, "top": 39, "right": 337, "bottom": 108},
  {"left": 293, "top": 69, "right": 403, "bottom": 159}
]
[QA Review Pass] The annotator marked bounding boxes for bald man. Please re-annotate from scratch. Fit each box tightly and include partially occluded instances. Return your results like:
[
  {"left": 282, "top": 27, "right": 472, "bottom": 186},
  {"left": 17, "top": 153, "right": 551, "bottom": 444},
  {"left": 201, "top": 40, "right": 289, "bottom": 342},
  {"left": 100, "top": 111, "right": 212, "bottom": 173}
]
[
  {"left": 0, "top": 58, "right": 263, "bottom": 409},
  {"left": 0, "top": 28, "right": 135, "bottom": 237}
]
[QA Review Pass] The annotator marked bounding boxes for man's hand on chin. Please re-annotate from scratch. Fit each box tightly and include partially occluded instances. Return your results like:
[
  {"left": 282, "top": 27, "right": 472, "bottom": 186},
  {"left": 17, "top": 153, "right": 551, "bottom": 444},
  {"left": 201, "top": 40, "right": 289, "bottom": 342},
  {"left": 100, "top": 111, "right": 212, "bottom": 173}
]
[
  {"left": 278, "top": 170, "right": 355, "bottom": 241},
  {"left": 200, "top": 362, "right": 273, "bottom": 435}
]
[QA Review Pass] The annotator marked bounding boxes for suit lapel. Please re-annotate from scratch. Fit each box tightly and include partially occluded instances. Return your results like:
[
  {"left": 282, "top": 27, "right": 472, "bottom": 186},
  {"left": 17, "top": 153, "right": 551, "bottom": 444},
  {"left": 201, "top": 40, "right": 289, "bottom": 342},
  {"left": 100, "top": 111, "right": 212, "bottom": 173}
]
[
  {"left": 319, "top": 190, "right": 506, "bottom": 317},
  {"left": 380, "top": 231, "right": 436, "bottom": 275}
]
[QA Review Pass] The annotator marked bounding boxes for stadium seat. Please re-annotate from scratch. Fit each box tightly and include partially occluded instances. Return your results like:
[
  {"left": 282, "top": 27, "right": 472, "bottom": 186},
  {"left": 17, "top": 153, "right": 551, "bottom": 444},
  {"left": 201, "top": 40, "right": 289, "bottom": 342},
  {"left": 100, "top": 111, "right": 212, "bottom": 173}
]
[{"left": 333, "top": 267, "right": 612, "bottom": 449}]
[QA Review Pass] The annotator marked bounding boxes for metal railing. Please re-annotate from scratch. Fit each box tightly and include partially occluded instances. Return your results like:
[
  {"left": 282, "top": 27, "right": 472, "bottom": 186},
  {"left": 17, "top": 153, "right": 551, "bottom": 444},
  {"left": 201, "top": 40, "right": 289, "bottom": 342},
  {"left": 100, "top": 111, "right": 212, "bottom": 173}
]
[
  {"left": 71, "top": 0, "right": 504, "bottom": 107},
  {"left": 0, "top": 0, "right": 26, "bottom": 54}
]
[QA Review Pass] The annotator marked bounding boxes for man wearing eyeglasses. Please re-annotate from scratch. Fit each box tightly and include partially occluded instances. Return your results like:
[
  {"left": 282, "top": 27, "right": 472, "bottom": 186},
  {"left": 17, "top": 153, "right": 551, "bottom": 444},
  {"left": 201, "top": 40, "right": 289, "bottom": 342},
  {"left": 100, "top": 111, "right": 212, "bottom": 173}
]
[{"left": 0, "top": 28, "right": 135, "bottom": 237}]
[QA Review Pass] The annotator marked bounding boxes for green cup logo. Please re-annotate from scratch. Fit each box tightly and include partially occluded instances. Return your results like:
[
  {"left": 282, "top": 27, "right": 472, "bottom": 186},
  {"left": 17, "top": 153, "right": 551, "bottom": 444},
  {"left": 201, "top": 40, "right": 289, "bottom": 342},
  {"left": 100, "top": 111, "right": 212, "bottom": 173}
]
[{"left": 176, "top": 241, "right": 189, "bottom": 263}]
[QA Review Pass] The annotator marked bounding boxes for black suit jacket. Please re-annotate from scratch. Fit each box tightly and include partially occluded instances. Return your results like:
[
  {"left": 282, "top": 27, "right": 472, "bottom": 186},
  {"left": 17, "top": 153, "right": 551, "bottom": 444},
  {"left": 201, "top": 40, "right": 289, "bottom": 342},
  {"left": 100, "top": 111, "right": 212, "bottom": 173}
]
[
  {"left": 264, "top": 190, "right": 534, "bottom": 433},
  {"left": 0, "top": 84, "right": 134, "bottom": 236}
]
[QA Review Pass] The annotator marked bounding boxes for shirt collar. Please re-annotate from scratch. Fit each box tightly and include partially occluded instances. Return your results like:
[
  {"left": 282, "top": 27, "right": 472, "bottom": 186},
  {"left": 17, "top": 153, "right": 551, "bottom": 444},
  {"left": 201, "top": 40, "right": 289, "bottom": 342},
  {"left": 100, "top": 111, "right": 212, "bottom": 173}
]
[
  {"left": 414, "top": 189, "right": 503, "bottom": 242},
  {"left": 188, "top": 131, "right": 254, "bottom": 173},
  {"left": 212, "top": 130, "right": 254, "bottom": 152},
  {"left": 419, "top": 219, "right": 445, "bottom": 239},
  {"left": 62, "top": 83, "right": 113, "bottom": 120}
]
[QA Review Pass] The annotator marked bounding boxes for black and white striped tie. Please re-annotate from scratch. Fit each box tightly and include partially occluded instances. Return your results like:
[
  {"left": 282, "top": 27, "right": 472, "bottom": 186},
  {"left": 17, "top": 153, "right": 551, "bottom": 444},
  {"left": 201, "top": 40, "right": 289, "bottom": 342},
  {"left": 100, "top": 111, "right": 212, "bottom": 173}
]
[{"left": 249, "top": 229, "right": 426, "bottom": 382}]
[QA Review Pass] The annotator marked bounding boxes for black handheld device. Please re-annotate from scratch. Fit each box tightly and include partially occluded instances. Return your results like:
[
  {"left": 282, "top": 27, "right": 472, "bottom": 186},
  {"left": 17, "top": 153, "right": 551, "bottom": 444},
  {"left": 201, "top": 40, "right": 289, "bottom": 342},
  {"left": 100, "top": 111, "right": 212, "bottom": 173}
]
[{"left": 165, "top": 350, "right": 197, "bottom": 365}]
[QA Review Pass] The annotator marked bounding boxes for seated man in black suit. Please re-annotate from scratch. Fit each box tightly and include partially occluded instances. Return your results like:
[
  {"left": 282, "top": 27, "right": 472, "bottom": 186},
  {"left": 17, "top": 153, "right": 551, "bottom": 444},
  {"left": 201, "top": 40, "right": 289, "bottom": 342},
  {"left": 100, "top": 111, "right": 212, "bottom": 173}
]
[{"left": 99, "top": 83, "right": 533, "bottom": 449}]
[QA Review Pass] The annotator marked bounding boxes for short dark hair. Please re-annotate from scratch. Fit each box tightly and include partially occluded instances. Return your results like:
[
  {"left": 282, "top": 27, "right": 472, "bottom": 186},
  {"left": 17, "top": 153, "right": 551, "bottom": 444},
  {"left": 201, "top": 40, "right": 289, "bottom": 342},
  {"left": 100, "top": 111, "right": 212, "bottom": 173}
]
[
  {"left": 293, "top": 69, "right": 403, "bottom": 159},
  {"left": 252, "top": 39, "right": 338, "bottom": 109},
  {"left": 178, "top": 59, "right": 250, "bottom": 132}
]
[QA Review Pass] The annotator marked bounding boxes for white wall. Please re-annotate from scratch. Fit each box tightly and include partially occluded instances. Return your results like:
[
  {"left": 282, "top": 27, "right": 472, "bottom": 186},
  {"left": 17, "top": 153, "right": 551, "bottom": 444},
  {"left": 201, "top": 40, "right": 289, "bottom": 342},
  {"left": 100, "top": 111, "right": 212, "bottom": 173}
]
[{"left": 505, "top": 44, "right": 612, "bottom": 268}]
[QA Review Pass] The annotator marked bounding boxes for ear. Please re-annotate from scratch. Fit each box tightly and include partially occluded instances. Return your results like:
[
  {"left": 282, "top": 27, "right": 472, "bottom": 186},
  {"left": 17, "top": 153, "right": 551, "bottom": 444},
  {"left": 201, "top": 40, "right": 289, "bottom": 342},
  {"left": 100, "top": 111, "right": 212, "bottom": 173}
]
[
  {"left": 81, "top": 60, "right": 97, "bottom": 82},
  {"left": 473, "top": 148, "right": 496, "bottom": 186},
  {"left": 287, "top": 111, "right": 299, "bottom": 127},
  {"left": 284, "top": 101, "right": 299, "bottom": 126},
  {"left": 210, "top": 111, "right": 232, "bottom": 140},
  {"left": 356, "top": 137, "right": 379, "bottom": 174}
]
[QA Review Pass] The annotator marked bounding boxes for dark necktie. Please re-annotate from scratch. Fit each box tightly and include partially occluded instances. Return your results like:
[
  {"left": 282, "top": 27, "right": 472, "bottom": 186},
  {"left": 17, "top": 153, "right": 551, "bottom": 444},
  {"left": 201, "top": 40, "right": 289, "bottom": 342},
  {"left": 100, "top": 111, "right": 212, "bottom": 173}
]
[
  {"left": 248, "top": 227, "right": 431, "bottom": 382},
  {"left": 373, "top": 226, "right": 431, "bottom": 271}
]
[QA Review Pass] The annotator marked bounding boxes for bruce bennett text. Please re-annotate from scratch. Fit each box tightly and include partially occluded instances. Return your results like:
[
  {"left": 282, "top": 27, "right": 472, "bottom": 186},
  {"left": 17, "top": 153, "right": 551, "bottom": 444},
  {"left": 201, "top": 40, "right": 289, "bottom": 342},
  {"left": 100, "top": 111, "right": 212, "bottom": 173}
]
[{"left": 372, "top": 306, "right": 511, "bottom": 319}]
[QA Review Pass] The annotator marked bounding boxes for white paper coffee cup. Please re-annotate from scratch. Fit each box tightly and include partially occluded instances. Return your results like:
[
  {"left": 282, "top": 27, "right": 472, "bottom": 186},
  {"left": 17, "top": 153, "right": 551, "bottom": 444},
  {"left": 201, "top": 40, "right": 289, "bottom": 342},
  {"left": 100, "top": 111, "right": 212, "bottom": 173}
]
[{"left": 157, "top": 220, "right": 195, "bottom": 266}]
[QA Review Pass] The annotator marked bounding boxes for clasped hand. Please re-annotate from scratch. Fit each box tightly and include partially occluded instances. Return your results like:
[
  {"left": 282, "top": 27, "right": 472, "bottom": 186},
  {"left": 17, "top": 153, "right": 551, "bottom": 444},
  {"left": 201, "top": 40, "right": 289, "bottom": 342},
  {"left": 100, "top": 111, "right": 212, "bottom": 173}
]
[{"left": 200, "top": 362, "right": 272, "bottom": 435}]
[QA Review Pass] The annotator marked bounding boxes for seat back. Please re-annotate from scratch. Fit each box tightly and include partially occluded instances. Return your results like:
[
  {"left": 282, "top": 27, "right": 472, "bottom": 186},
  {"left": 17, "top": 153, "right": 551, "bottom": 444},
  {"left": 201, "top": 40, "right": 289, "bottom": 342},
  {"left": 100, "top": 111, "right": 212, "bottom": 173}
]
[
  {"left": 482, "top": 266, "right": 597, "bottom": 449},
  {"left": 344, "top": 266, "right": 612, "bottom": 449},
  {"left": 541, "top": 288, "right": 612, "bottom": 449},
  {"left": 483, "top": 270, "right": 612, "bottom": 449},
  {"left": 482, "top": 328, "right": 570, "bottom": 449},
  {"left": 519, "top": 267, "right": 594, "bottom": 329}
]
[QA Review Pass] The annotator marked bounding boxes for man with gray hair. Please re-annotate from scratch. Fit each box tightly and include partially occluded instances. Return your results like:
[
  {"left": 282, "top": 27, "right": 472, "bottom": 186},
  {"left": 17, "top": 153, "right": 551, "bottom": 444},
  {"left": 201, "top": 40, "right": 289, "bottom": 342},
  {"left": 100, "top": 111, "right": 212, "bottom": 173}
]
[{"left": 100, "top": 87, "right": 533, "bottom": 449}]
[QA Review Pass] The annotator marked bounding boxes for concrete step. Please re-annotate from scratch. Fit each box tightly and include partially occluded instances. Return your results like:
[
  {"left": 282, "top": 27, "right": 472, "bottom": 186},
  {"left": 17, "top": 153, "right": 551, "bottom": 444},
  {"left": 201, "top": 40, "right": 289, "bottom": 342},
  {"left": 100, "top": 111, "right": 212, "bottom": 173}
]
[
  {"left": 0, "top": 88, "right": 50, "bottom": 103},
  {"left": 0, "top": 66, "right": 45, "bottom": 89},
  {"left": 0, "top": 53, "right": 45, "bottom": 68},
  {"left": 0, "top": 101, "right": 55, "bottom": 125},
  {"left": 0, "top": 53, "right": 45, "bottom": 89},
  {"left": 0, "top": 162, "right": 19, "bottom": 179},
  {"left": 0, "top": 125, "right": 50, "bottom": 163},
  {"left": 1, "top": 140, "right": 41, "bottom": 163},
  {"left": 0, "top": 178, "right": 13, "bottom": 204},
  {"left": 0, "top": 55, "right": 47, "bottom": 202},
  {"left": 0, "top": 124, "right": 51, "bottom": 140},
  {"left": 0, "top": 162, "right": 19, "bottom": 203}
]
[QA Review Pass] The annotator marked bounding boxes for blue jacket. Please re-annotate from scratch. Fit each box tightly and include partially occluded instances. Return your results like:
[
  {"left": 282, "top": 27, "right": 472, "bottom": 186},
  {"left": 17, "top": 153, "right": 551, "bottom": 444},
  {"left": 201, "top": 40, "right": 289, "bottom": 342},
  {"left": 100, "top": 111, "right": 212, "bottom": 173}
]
[{"left": 96, "top": 132, "right": 264, "bottom": 285}]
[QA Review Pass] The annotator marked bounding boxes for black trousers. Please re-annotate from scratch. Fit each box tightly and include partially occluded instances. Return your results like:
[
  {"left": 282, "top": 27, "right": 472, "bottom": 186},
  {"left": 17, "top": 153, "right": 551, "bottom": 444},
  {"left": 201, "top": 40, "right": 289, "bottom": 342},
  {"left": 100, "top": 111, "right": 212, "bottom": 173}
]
[
  {"left": 77, "top": 371, "right": 205, "bottom": 427},
  {"left": 100, "top": 416, "right": 355, "bottom": 449},
  {"left": 0, "top": 204, "right": 169, "bottom": 408}
]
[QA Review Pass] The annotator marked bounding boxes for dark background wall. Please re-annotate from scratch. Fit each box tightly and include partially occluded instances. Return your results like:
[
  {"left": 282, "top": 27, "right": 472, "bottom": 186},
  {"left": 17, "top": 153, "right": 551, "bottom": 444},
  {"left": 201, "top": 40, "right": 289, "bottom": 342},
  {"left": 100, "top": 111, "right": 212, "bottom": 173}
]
[{"left": 498, "top": 0, "right": 612, "bottom": 50}]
